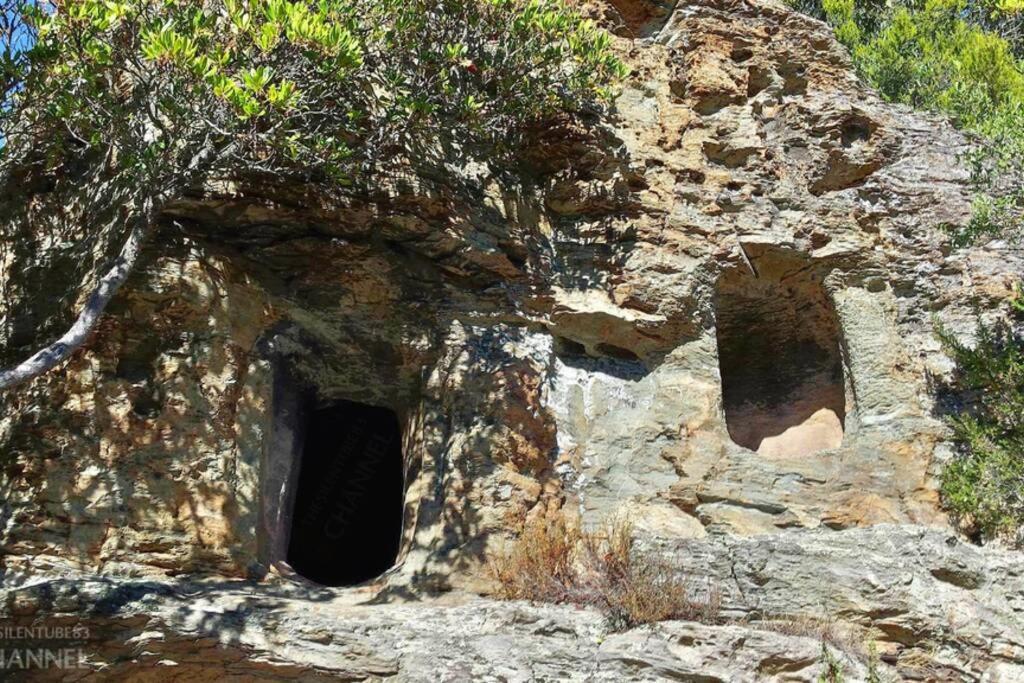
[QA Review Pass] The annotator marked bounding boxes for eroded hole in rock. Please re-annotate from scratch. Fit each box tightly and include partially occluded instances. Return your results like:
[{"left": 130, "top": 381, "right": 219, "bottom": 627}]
[
  {"left": 747, "top": 66, "right": 772, "bottom": 97},
  {"left": 606, "top": 0, "right": 674, "bottom": 37},
  {"left": 715, "top": 256, "right": 846, "bottom": 457},
  {"left": 779, "top": 63, "right": 808, "bottom": 95},
  {"left": 595, "top": 342, "right": 641, "bottom": 361},
  {"left": 286, "top": 399, "right": 403, "bottom": 586},
  {"left": 730, "top": 46, "right": 754, "bottom": 63},
  {"left": 841, "top": 116, "right": 875, "bottom": 147},
  {"left": 554, "top": 335, "right": 587, "bottom": 356}
]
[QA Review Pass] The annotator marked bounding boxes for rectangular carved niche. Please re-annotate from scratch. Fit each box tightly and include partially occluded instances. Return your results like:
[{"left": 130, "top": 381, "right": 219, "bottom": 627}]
[{"left": 715, "top": 255, "right": 847, "bottom": 457}]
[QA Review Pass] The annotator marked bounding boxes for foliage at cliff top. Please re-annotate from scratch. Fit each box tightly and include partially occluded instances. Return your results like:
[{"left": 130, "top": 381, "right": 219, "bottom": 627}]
[
  {"left": 790, "top": 0, "right": 1024, "bottom": 244},
  {"left": 0, "top": 0, "right": 626, "bottom": 195}
]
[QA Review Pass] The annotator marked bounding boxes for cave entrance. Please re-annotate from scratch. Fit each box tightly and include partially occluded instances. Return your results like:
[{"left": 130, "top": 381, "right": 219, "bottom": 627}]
[
  {"left": 286, "top": 399, "right": 404, "bottom": 586},
  {"left": 715, "top": 255, "right": 847, "bottom": 457}
]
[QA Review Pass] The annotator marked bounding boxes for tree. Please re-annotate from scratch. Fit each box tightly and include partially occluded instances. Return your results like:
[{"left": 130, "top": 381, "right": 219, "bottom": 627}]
[{"left": 0, "top": 0, "right": 626, "bottom": 390}]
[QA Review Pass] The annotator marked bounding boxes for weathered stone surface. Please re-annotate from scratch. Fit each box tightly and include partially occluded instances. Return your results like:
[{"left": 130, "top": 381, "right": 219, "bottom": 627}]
[
  {"left": 1, "top": 0, "right": 1022, "bottom": 679},
  {"left": 1, "top": 525, "right": 1020, "bottom": 681},
  {"left": 653, "top": 525, "right": 1024, "bottom": 681},
  {"left": 0, "top": 570, "right": 872, "bottom": 682}
]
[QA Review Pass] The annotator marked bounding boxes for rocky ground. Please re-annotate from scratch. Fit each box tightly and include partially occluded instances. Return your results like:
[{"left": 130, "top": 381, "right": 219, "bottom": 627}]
[{"left": 2, "top": 525, "right": 1023, "bottom": 681}]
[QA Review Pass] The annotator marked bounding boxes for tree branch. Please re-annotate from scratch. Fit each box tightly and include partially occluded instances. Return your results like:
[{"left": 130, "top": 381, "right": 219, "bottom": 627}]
[{"left": 0, "top": 200, "right": 156, "bottom": 391}]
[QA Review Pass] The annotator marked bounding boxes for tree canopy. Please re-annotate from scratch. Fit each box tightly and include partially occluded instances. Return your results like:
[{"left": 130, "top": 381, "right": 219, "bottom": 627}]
[{"left": 3, "top": 0, "right": 625, "bottom": 189}]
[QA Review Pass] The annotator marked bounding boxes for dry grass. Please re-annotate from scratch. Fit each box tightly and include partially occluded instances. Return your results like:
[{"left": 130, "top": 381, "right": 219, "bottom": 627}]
[
  {"left": 749, "top": 612, "right": 877, "bottom": 666},
  {"left": 754, "top": 613, "right": 848, "bottom": 642},
  {"left": 752, "top": 613, "right": 860, "bottom": 650},
  {"left": 489, "top": 514, "right": 580, "bottom": 604},
  {"left": 490, "top": 514, "right": 720, "bottom": 630}
]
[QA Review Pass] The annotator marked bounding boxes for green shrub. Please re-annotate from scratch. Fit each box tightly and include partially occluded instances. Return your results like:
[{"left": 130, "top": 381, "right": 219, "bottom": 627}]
[{"left": 936, "top": 304, "right": 1024, "bottom": 545}]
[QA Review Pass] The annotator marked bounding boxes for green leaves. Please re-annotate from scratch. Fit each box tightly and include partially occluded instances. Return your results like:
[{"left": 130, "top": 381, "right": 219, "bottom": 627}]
[
  {"left": 937, "top": 310, "right": 1024, "bottom": 545},
  {"left": 241, "top": 66, "right": 274, "bottom": 93},
  {"left": 9, "top": 0, "right": 623, "bottom": 198},
  {"left": 66, "top": 0, "right": 129, "bottom": 30},
  {"left": 257, "top": 0, "right": 363, "bottom": 67},
  {"left": 444, "top": 42, "right": 467, "bottom": 61},
  {"left": 254, "top": 23, "right": 281, "bottom": 52},
  {"left": 1012, "top": 283, "right": 1024, "bottom": 314},
  {"left": 141, "top": 23, "right": 199, "bottom": 65},
  {"left": 462, "top": 94, "right": 481, "bottom": 116},
  {"left": 267, "top": 79, "right": 299, "bottom": 109}
]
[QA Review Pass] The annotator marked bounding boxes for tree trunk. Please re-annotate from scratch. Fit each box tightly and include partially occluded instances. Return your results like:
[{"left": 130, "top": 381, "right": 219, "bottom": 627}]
[{"left": 0, "top": 200, "right": 156, "bottom": 391}]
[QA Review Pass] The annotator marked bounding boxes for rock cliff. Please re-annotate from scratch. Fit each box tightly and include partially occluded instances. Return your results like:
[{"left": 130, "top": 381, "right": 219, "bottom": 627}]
[{"left": 1, "top": 0, "right": 1022, "bottom": 680}]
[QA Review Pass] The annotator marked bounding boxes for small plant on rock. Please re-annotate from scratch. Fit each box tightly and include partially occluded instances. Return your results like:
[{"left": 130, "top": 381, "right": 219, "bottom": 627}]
[
  {"left": 490, "top": 513, "right": 720, "bottom": 630},
  {"left": 866, "top": 641, "right": 885, "bottom": 683},
  {"left": 489, "top": 513, "right": 580, "bottom": 604},
  {"left": 818, "top": 642, "right": 846, "bottom": 683}
]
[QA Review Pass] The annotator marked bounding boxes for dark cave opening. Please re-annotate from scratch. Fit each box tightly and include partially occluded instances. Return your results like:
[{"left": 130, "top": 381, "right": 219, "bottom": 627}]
[
  {"left": 286, "top": 399, "right": 404, "bottom": 586},
  {"left": 715, "top": 257, "right": 847, "bottom": 457}
]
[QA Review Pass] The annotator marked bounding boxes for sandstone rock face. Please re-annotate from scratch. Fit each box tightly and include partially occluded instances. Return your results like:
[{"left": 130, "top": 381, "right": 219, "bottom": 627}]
[{"left": 1, "top": 0, "right": 1022, "bottom": 680}]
